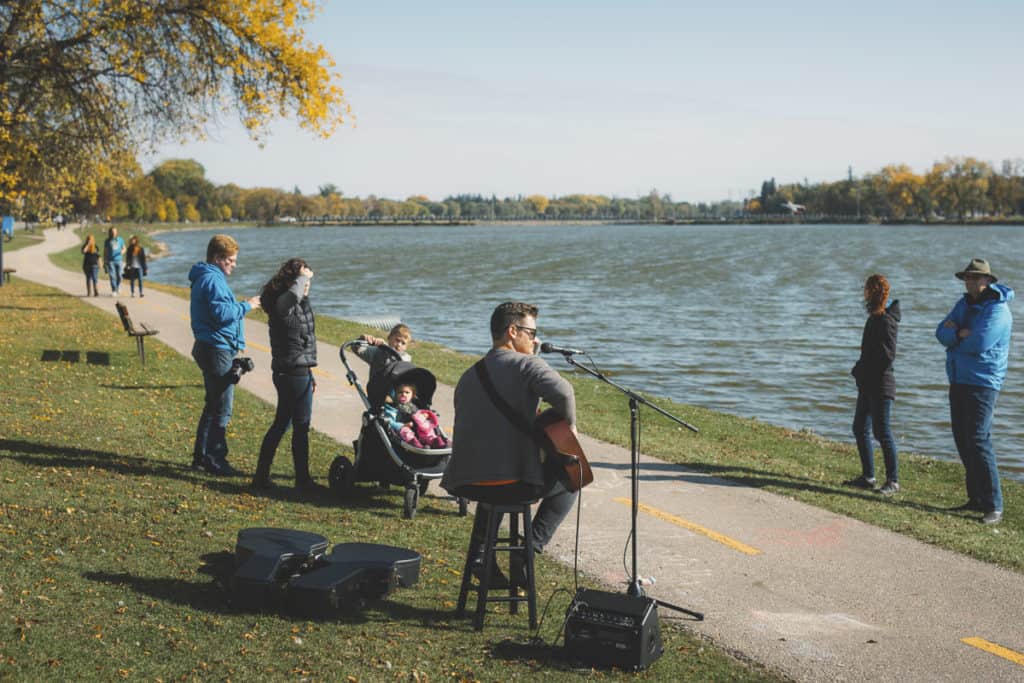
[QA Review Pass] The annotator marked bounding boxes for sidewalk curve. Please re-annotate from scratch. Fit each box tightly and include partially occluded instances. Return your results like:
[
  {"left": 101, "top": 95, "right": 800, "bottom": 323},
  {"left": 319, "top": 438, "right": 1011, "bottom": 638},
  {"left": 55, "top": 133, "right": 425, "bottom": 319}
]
[{"left": 5, "top": 229, "right": 1024, "bottom": 682}]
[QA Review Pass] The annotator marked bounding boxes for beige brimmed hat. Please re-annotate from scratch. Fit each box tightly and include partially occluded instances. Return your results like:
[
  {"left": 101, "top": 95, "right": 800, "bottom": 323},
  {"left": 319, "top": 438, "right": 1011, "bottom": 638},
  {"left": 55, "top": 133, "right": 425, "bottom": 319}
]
[{"left": 955, "top": 258, "right": 997, "bottom": 283}]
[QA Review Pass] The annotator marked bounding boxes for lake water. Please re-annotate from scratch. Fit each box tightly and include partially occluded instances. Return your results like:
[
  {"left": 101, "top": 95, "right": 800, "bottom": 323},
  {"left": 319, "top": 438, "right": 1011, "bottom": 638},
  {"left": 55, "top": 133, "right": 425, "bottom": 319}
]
[{"left": 150, "top": 223, "right": 1024, "bottom": 480}]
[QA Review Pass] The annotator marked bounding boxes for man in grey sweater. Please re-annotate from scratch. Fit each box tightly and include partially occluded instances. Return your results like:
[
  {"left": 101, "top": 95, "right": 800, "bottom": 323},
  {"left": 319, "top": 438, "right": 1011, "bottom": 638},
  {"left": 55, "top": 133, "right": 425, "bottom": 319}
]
[{"left": 442, "top": 301, "right": 578, "bottom": 585}]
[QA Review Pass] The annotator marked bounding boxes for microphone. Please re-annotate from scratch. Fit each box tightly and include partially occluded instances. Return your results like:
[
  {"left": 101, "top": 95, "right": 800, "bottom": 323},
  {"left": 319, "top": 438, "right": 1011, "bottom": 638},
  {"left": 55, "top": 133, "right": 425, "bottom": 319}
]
[{"left": 540, "top": 342, "right": 584, "bottom": 355}]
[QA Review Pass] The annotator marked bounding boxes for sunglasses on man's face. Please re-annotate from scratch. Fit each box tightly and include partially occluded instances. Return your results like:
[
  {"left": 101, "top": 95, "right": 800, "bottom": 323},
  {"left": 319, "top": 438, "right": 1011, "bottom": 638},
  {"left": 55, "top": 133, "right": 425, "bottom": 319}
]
[{"left": 514, "top": 325, "right": 537, "bottom": 339}]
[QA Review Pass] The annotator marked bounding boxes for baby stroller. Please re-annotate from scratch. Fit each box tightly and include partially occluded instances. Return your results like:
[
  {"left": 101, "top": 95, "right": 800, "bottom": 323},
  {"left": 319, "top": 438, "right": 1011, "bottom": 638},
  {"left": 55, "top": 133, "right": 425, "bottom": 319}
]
[{"left": 329, "top": 340, "right": 468, "bottom": 519}]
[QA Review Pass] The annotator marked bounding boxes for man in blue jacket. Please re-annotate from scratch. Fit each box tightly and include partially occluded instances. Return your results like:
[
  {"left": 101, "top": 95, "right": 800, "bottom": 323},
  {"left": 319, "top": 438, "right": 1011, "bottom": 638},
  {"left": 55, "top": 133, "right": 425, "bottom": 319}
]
[
  {"left": 189, "top": 234, "right": 262, "bottom": 475},
  {"left": 936, "top": 258, "right": 1014, "bottom": 525}
]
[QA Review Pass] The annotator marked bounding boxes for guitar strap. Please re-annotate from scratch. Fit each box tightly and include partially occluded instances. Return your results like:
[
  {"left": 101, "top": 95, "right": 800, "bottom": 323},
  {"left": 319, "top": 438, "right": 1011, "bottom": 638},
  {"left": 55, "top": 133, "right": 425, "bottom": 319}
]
[{"left": 473, "top": 359, "right": 546, "bottom": 461}]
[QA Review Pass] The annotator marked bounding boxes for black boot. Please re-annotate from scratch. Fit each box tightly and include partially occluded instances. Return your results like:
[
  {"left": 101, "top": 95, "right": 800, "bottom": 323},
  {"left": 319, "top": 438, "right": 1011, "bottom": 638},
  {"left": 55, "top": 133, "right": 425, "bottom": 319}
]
[
  {"left": 252, "top": 442, "right": 274, "bottom": 488},
  {"left": 468, "top": 508, "right": 509, "bottom": 589}
]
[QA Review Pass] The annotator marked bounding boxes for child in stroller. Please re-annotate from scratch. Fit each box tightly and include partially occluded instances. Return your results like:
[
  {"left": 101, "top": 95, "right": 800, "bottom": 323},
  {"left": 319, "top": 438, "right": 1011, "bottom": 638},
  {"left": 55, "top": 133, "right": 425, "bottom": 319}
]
[
  {"left": 332, "top": 339, "right": 463, "bottom": 519},
  {"left": 383, "top": 382, "right": 449, "bottom": 450}
]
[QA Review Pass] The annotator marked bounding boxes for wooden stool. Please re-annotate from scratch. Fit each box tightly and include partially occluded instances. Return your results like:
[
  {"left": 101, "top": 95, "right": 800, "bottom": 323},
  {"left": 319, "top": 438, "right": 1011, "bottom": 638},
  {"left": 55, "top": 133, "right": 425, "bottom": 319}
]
[{"left": 456, "top": 501, "right": 537, "bottom": 630}]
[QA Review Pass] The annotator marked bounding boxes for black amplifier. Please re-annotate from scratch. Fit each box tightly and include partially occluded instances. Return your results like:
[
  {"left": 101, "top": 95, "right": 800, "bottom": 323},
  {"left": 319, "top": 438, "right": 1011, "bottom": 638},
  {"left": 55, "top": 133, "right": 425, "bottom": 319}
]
[{"left": 564, "top": 588, "right": 663, "bottom": 670}]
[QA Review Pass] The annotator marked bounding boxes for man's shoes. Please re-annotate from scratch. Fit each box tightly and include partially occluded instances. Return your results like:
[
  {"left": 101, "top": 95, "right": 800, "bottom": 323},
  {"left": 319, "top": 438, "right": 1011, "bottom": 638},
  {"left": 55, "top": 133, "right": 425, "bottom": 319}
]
[
  {"left": 876, "top": 480, "right": 900, "bottom": 496},
  {"left": 842, "top": 476, "right": 877, "bottom": 489},
  {"left": 950, "top": 500, "right": 984, "bottom": 512},
  {"left": 982, "top": 510, "right": 1003, "bottom": 525},
  {"left": 470, "top": 556, "right": 509, "bottom": 589},
  {"left": 203, "top": 457, "right": 242, "bottom": 476}
]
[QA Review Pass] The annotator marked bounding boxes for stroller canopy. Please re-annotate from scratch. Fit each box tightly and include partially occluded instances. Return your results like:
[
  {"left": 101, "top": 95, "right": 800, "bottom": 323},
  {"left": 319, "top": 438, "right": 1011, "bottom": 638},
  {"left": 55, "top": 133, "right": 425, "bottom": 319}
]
[{"left": 367, "top": 361, "right": 439, "bottom": 409}]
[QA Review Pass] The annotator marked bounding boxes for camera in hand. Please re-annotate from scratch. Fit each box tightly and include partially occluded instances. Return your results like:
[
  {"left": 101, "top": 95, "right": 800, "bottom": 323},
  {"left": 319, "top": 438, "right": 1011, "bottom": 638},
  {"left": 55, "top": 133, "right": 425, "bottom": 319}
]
[{"left": 227, "top": 356, "right": 255, "bottom": 384}]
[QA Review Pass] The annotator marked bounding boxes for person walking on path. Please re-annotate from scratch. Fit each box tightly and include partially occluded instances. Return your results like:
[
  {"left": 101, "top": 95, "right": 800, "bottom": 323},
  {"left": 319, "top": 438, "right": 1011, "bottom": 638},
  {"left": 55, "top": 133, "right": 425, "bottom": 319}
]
[
  {"left": 252, "top": 258, "right": 323, "bottom": 492},
  {"left": 442, "top": 301, "right": 578, "bottom": 587},
  {"left": 123, "top": 235, "right": 148, "bottom": 297},
  {"left": 936, "top": 258, "right": 1014, "bottom": 525},
  {"left": 80, "top": 234, "right": 101, "bottom": 297},
  {"left": 189, "top": 234, "right": 262, "bottom": 476},
  {"left": 846, "top": 274, "right": 901, "bottom": 494},
  {"left": 102, "top": 227, "right": 125, "bottom": 296}
]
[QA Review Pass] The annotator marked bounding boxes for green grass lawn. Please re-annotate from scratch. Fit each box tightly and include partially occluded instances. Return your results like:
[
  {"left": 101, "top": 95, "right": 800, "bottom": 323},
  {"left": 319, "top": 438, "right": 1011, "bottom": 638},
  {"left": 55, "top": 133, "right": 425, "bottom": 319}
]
[
  {"left": 2, "top": 229, "right": 47, "bottom": 253},
  {"left": 0, "top": 280, "right": 778, "bottom": 681}
]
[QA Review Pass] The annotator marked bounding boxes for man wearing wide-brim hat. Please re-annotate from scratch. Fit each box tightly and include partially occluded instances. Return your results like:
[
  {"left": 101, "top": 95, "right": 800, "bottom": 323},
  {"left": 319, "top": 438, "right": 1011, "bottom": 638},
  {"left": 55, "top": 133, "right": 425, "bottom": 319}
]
[{"left": 935, "top": 258, "right": 1014, "bottom": 525}]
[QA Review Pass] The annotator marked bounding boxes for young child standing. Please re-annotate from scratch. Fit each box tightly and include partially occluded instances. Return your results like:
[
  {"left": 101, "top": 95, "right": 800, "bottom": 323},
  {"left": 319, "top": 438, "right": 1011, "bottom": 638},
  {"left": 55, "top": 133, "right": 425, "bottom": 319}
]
[{"left": 354, "top": 323, "right": 412, "bottom": 377}]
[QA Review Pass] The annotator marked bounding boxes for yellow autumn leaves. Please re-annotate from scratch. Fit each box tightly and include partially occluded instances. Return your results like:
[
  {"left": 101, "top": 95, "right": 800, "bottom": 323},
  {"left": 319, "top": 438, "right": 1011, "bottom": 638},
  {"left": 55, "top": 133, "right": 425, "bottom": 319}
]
[{"left": 0, "top": 0, "right": 349, "bottom": 214}]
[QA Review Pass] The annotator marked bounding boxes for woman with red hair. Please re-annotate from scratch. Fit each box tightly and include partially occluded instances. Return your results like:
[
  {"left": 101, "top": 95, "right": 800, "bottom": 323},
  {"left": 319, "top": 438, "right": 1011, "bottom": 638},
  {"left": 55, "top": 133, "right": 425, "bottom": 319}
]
[{"left": 848, "top": 274, "right": 901, "bottom": 494}]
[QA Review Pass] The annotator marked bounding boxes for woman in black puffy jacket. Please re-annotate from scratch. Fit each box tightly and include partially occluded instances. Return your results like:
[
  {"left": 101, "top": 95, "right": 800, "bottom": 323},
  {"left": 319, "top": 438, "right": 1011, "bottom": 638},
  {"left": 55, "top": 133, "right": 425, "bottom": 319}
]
[
  {"left": 848, "top": 273, "right": 901, "bottom": 495},
  {"left": 253, "top": 258, "right": 320, "bottom": 491}
]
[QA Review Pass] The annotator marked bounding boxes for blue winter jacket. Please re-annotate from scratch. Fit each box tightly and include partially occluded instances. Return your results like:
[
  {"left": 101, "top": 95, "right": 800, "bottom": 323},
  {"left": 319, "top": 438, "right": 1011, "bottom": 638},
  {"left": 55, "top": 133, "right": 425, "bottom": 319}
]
[
  {"left": 935, "top": 283, "right": 1014, "bottom": 390},
  {"left": 189, "top": 262, "right": 251, "bottom": 352}
]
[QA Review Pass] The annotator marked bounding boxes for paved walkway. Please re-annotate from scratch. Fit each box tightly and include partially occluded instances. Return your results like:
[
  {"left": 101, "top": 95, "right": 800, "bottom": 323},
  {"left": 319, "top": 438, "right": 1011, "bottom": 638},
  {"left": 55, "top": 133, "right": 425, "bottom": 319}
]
[{"left": 6, "top": 229, "right": 1024, "bottom": 682}]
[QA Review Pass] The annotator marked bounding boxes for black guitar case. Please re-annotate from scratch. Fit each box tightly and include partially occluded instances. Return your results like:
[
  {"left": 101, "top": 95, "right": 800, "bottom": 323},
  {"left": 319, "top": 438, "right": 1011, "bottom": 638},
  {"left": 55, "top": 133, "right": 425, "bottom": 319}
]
[
  {"left": 232, "top": 528, "right": 328, "bottom": 611},
  {"left": 231, "top": 529, "right": 421, "bottom": 616}
]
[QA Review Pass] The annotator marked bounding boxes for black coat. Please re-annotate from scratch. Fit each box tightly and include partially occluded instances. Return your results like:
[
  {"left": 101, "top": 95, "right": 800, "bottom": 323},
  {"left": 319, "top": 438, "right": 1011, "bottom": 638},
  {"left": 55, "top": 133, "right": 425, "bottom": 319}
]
[
  {"left": 267, "top": 287, "right": 317, "bottom": 373},
  {"left": 851, "top": 300, "right": 900, "bottom": 399}
]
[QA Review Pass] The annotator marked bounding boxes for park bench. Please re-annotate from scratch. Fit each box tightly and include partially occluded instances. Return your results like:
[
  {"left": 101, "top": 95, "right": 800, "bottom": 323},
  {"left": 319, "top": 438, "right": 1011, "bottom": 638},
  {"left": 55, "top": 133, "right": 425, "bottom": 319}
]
[
  {"left": 115, "top": 303, "right": 159, "bottom": 366},
  {"left": 2, "top": 268, "right": 15, "bottom": 282}
]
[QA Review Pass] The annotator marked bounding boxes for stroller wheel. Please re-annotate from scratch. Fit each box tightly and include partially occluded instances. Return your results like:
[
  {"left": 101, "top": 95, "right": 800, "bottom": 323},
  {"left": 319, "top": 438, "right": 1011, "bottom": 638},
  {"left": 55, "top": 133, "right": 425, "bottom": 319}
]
[
  {"left": 403, "top": 486, "right": 418, "bottom": 520},
  {"left": 328, "top": 456, "right": 354, "bottom": 496},
  {"left": 457, "top": 497, "right": 469, "bottom": 517}
]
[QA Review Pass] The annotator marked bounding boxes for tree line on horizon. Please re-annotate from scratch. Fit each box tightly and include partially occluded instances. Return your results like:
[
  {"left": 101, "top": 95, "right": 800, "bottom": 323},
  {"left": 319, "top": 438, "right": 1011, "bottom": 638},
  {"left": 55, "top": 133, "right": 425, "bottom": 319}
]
[{"left": 40, "top": 155, "right": 1024, "bottom": 226}]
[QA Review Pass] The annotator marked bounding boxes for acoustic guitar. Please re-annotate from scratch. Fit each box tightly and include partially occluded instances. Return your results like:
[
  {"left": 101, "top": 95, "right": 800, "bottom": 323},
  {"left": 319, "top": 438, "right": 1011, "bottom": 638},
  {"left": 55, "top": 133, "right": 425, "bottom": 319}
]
[{"left": 534, "top": 408, "right": 594, "bottom": 491}]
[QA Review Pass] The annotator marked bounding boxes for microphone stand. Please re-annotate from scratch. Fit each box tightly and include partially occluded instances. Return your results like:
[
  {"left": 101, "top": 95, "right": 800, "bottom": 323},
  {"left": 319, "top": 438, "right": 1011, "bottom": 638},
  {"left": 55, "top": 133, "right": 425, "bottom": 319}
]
[{"left": 558, "top": 352, "right": 704, "bottom": 621}]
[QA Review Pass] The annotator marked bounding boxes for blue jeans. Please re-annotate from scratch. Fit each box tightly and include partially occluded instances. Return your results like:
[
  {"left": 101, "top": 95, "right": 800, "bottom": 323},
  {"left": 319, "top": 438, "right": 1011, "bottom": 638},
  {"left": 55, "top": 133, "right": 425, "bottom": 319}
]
[
  {"left": 255, "top": 371, "right": 315, "bottom": 482},
  {"left": 129, "top": 270, "right": 144, "bottom": 295},
  {"left": 192, "top": 342, "right": 236, "bottom": 465},
  {"left": 852, "top": 391, "right": 899, "bottom": 482},
  {"left": 949, "top": 384, "right": 1003, "bottom": 513},
  {"left": 459, "top": 472, "right": 578, "bottom": 553},
  {"left": 84, "top": 265, "right": 99, "bottom": 292},
  {"left": 106, "top": 260, "right": 123, "bottom": 292}
]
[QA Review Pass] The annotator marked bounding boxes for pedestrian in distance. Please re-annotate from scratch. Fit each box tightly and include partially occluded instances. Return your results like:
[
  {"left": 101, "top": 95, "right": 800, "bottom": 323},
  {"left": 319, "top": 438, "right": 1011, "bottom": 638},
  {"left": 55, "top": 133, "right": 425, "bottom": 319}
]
[
  {"left": 252, "top": 258, "right": 324, "bottom": 493},
  {"left": 103, "top": 226, "right": 125, "bottom": 296},
  {"left": 936, "top": 258, "right": 1014, "bottom": 525},
  {"left": 189, "top": 234, "right": 262, "bottom": 476},
  {"left": 81, "top": 233, "right": 101, "bottom": 297},
  {"left": 123, "top": 235, "right": 148, "bottom": 297},
  {"left": 846, "top": 274, "right": 901, "bottom": 494}
]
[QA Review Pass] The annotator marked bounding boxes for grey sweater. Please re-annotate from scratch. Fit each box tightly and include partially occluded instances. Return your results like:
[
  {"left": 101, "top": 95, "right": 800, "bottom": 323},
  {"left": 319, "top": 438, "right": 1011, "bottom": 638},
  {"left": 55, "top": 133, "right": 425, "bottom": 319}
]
[{"left": 441, "top": 348, "right": 576, "bottom": 491}]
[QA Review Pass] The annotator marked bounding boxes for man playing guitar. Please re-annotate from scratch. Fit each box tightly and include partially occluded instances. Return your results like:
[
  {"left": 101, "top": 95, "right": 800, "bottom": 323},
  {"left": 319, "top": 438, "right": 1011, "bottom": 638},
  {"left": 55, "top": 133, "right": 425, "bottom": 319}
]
[{"left": 442, "top": 301, "right": 578, "bottom": 587}]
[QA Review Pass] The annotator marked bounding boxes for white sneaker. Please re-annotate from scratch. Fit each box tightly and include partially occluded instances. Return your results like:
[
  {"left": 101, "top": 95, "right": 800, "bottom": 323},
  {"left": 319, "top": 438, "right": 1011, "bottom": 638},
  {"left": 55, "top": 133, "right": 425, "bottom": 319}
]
[{"left": 112, "top": 291, "right": 118, "bottom": 297}]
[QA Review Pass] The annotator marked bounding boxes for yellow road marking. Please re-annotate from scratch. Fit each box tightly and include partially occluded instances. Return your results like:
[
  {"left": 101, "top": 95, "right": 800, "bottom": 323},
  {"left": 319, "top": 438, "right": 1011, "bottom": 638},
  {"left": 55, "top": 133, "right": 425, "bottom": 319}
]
[
  {"left": 962, "top": 637, "right": 1024, "bottom": 666},
  {"left": 614, "top": 498, "right": 761, "bottom": 556},
  {"left": 248, "top": 341, "right": 270, "bottom": 353},
  {"left": 311, "top": 367, "right": 336, "bottom": 381}
]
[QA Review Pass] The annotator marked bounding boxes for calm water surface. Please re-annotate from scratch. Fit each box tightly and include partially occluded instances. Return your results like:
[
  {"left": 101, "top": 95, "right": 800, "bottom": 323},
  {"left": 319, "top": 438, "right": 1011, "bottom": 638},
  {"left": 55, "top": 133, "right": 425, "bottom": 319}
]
[{"left": 151, "top": 223, "right": 1024, "bottom": 479}]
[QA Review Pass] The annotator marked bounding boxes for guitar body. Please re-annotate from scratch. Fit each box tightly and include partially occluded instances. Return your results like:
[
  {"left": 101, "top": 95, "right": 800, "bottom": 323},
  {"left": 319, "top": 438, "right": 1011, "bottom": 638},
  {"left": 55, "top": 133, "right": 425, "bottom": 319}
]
[{"left": 534, "top": 408, "right": 594, "bottom": 491}]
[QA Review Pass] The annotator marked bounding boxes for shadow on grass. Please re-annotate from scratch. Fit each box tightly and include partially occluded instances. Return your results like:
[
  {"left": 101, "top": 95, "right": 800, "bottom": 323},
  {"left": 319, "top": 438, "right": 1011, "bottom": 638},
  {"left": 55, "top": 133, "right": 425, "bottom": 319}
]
[
  {"left": 99, "top": 383, "right": 201, "bottom": 390},
  {"left": 83, "top": 552, "right": 456, "bottom": 627},
  {"left": 490, "top": 637, "right": 581, "bottom": 672}
]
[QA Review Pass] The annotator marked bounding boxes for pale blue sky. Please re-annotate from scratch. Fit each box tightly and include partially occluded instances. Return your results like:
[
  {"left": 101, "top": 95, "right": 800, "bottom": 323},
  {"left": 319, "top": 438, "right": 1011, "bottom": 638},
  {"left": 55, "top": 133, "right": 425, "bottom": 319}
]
[{"left": 150, "top": 1, "right": 1024, "bottom": 202}]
